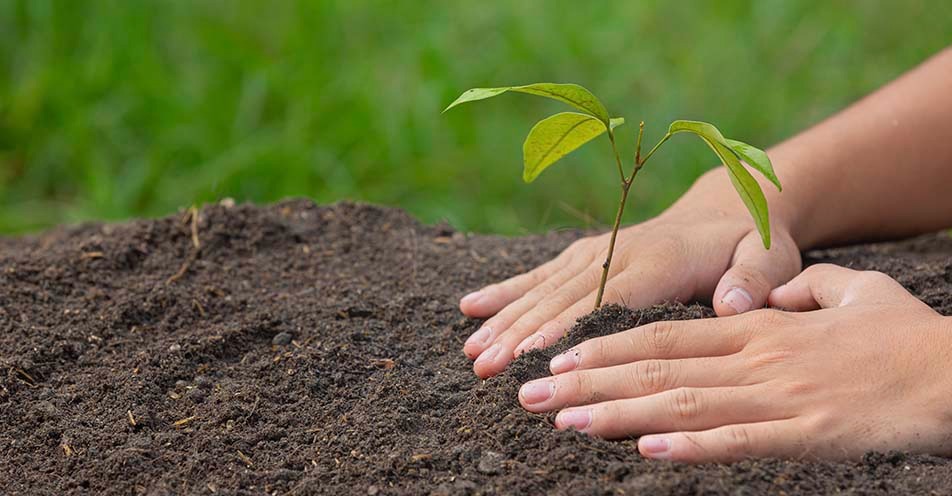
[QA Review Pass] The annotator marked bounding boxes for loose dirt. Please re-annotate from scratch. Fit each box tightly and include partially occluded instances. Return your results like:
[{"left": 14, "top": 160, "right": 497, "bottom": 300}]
[{"left": 2, "top": 200, "right": 951, "bottom": 494}]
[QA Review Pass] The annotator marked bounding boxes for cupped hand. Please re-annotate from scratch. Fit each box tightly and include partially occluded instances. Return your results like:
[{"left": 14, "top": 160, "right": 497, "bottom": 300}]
[
  {"left": 519, "top": 264, "right": 952, "bottom": 462},
  {"left": 460, "top": 201, "right": 802, "bottom": 378}
]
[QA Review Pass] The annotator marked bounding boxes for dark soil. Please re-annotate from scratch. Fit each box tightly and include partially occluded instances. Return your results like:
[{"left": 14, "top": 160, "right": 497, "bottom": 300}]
[{"left": 2, "top": 200, "right": 952, "bottom": 495}]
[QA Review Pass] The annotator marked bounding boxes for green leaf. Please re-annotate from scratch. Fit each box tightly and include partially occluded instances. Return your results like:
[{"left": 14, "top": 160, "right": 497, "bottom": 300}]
[
  {"left": 668, "top": 120, "right": 772, "bottom": 248},
  {"left": 668, "top": 120, "right": 730, "bottom": 144},
  {"left": 724, "top": 139, "right": 781, "bottom": 191},
  {"left": 444, "top": 83, "right": 611, "bottom": 127},
  {"left": 609, "top": 117, "right": 625, "bottom": 130},
  {"left": 668, "top": 120, "right": 780, "bottom": 190},
  {"left": 522, "top": 112, "right": 608, "bottom": 183}
]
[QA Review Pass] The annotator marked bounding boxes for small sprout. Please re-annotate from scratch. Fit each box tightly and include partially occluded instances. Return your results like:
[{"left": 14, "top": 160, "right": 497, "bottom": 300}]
[{"left": 445, "top": 83, "right": 780, "bottom": 308}]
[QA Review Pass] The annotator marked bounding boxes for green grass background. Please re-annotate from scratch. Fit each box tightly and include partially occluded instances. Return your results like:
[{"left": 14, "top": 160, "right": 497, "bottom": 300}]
[{"left": 1, "top": 0, "right": 949, "bottom": 235}]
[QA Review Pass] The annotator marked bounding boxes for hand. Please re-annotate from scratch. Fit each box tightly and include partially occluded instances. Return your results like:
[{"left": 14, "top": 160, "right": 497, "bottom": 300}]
[
  {"left": 517, "top": 264, "right": 952, "bottom": 462},
  {"left": 459, "top": 171, "right": 803, "bottom": 378}
]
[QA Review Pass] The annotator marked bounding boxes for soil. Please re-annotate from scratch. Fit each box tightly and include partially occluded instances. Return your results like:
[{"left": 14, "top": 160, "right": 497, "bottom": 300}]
[{"left": 2, "top": 199, "right": 952, "bottom": 495}]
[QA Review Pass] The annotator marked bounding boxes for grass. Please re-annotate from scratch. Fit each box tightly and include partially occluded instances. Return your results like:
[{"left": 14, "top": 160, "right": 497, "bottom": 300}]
[{"left": 1, "top": 0, "right": 949, "bottom": 235}]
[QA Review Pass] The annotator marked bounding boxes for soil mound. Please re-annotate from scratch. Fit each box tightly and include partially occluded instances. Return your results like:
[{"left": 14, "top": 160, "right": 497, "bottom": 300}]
[{"left": 2, "top": 200, "right": 951, "bottom": 494}]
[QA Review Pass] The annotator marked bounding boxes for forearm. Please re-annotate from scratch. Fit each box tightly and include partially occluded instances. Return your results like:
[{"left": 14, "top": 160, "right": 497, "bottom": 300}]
[{"left": 683, "top": 46, "right": 952, "bottom": 250}]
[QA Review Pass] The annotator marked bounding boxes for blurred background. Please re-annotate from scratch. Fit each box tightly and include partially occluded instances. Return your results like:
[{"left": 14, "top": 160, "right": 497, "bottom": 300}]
[{"left": 1, "top": 0, "right": 949, "bottom": 235}]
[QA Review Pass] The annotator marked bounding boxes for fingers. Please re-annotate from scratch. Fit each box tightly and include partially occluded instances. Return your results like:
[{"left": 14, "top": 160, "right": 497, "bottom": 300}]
[
  {"left": 519, "top": 356, "right": 738, "bottom": 413},
  {"left": 462, "top": 259, "right": 591, "bottom": 359},
  {"left": 713, "top": 229, "right": 801, "bottom": 316},
  {"left": 459, "top": 249, "right": 574, "bottom": 318},
  {"left": 552, "top": 385, "right": 789, "bottom": 440},
  {"left": 460, "top": 238, "right": 601, "bottom": 318},
  {"left": 472, "top": 263, "right": 608, "bottom": 378},
  {"left": 515, "top": 264, "right": 692, "bottom": 358},
  {"left": 767, "top": 263, "right": 917, "bottom": 310},
  {"left": 549, "top": 317, "right": 749, "bottom": 374},
  {"left": 638, "top": 419, "right": 804, "bottom": 463}
]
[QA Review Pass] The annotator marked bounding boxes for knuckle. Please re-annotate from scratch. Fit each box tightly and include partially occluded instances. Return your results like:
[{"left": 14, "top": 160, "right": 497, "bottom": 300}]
[
  {"left": 779, "top": 380, "right": 816, "bottom": 397},
  {"left": 632, "top": 359, "right": 674, "bottom": 393},
  {"left": 745, "top": 349, "right": 795, "bottom": 373},
  {"left": 803, "top": 411, "right": 836, "bottom": 435},
  {"left": 592, "top": 337, "right": 611, "bottom": 364},
  {"left": 570, "top": 371, "right": 602, "bottom": 403},
  {"left": 669, "top": 387, "right": 703, "bottom": 422},
  {"left": 723, "top": 425, "right": 754, "bottom": 455},
  {"left": 643, "top": 321, "right": 677, "bottom": 356},
  {"left": 803, "top": 263, "right": 837, "bottom": 276}
]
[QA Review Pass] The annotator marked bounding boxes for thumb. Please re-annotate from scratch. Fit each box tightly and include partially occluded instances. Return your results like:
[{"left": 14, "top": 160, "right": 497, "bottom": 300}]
[
  {"left": 768, "top": 263, "right": 917, "bottom": 310},
  {"left": 713, "top": 229, "right": 801, "bottom": 316}
]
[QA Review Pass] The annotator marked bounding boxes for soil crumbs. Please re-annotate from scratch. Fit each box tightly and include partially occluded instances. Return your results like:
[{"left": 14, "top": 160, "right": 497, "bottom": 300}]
[{"left": 1, "top": 200, "right": 952, "bottom": 495}]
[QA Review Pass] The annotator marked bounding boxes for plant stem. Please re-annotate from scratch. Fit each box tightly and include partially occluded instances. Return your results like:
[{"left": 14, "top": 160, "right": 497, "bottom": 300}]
[
  {"left": 633, "top": 121, "right": 645, "bottom": 173},
  {"left": 608, "top": 132, "right": 626, "bottom": 184},
  {"left": 594, "top": 124, "right": 670, "bottom": 310},
  {"left": 594, "top": 178, "right": 631, "bottom": 309}
]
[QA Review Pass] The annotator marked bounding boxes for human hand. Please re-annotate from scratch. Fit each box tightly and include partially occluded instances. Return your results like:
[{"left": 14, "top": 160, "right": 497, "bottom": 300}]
[
  {"left": 460, "top": 173, "right": 802, "bottom": 378},
  {"left": 518, "top": 264, "right": 952, "bottom": 462}
]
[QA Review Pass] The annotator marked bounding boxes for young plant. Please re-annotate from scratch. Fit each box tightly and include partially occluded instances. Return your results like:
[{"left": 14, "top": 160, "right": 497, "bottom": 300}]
[{"left": 444, "top": 83, "right": 781, "bottom": 309}]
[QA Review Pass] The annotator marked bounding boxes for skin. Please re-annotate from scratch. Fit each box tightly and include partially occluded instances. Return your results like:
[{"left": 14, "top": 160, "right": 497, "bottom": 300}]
[
  {"left": 460, "top": 46, "right": 952, "bottom": 460},
  {"left": 521, "top": 264, "right": 952, "bottom": 462}
]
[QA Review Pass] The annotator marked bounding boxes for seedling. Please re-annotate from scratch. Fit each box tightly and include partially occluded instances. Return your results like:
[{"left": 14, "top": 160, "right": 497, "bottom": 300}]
[{"left": 444, "top": 83, "right": 781, "bottom": 308}]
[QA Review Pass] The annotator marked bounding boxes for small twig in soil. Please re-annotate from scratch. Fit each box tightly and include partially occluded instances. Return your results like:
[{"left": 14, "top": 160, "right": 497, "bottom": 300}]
[
  {"left": 80, "top": 251, "right": 104, "bottom": 260},
  {"left": 127, "top": 410, "right": 137, "bottom": 427},
  {"left": 192, "top": 299, "right": 206, "bottom": 317},
  {"left": 13, "top": 367, "right": 36, "bottom": 388},
  {"left": 166, "top": 207, "right": 202, "bottom": 285},
  {"left": 173, "top": 416, "right": 198, "bottom": 429},
  {"left": 236, "top": 449, "right": 253, "bottom": 467},
  {"left": 370, "top": 358, "right": 395, "bottom": 369},
  {"left": 242, "top": 394, "right": 260, "bottom": 423}
]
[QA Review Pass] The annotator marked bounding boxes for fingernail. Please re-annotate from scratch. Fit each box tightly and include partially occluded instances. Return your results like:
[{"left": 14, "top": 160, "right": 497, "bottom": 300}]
[
  {"left": 722, "top": 287, "right": 753, "bottom": 314},
  {"left": 550, "top": 349, "right": 580, "bottom": 374},
  {"left": 516, "top": 333, "right": 545, "bottom": 356},
  {"left": 460, "top": 291, "right": 484, "bottom": 306},
  {"left": 519, "top": 379, "right": 555, "bottom": 405},
  {"left": 556, "top": 409, "right": 592, "bottom": 431},
  {"left": 465, "top": 327, "right": 493, "bottom": 347},
  {"left": 475, "top": 343, "right": 502, "bottom": 365},
  {"left": 639, "top": 436, "right": 671, "bottom": 458}
]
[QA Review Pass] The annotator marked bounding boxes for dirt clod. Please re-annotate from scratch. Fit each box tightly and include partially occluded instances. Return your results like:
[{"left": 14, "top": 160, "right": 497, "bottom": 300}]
[
  {"left": 477, "top": 451, "right": 505, "bottom": 475},
  {"left": 272, "top": 332, "right": 293, "bottom": 346},
  {"left": 2, "top": 200, "right": 952, "bottom": 494}
]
